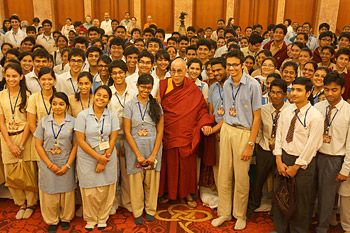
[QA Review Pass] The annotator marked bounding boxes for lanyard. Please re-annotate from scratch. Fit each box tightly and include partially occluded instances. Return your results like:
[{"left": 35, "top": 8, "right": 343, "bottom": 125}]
[
  {"left": 116, "top": 92, "right": 126, "bottom": 108},
  {"left": 93, "top": 115, "right": 105, "bottom": 139},
  {"left": 137, "top": 101, "right": 149, "bottom": 127},
  {"left": 296, "top": 106, "right": 311, "bottom": 128},
  {"left": 70, "top": 79, "right": 78, "bottom": 93},
  {"left": 8, "top": 88, "right": 21, "bottom": 121},
  {"left": 80, "top": 94, "right": 90, "bottom": 111},
  {"left": 231, "top": 83, "right": 242, "bottom": 104},
  {"left": 217, "top": 83, "right": 223, "bottom": 102},
  {"left": 325, "top": 107, "right": 338, "bottom": 128},
  {"left": 51, "top": 121, "right": 65, "bottom": 145},
  {"left": 12, "top": 32, "right": 17, "bottom": 43},
  {"left": 41, "top": 91, "right": 51, "bottom": 115},
  {"left": 36, "top": 78, "right": 42, "bottom": 90}
]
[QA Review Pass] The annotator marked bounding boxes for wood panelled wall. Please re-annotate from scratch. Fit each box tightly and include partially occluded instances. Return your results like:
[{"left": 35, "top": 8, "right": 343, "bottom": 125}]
[
  {"left": 92, "top": 0, "right": 133, "bottom": 24},
  {"left": 284, "top": 0, "right": 318, "bottom": 29},
  {"left": 141, "top": 0, "right": 174, "bottom": 32},
  {"left": 3, "top": 0, "right": 34, "bottom": 23},
  {"left": 54, "top": 0, "right": 85, "bottom": 30},
  {"left": 193, "top": 0, "right": 226, "bottom": 30},
  {"left": 336, "top": 0, "right": 350, "bottom": 35},
  {"left": 234, "top": 0, "right": 277, "bottom": 33}
]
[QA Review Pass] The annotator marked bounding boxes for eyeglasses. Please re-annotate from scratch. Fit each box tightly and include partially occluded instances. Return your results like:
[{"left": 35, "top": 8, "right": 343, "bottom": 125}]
[
  {"left": 227, "top": 63, "right": 241, "bottom": 68},
  {"left": 139, "top": 85, "right": 153, "bottom": 90},
  {"left": 70, "top": 59, "right": 84, "bottom": 64},
  {"left": 269, "top": 91, "right": 285, "bottom": 96},
  {"left": 139, "top": 61, "right": 152, "bottom": 66}
]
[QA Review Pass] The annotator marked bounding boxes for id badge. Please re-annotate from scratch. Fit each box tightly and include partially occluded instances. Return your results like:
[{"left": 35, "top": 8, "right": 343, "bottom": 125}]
[
  {"left": 217, "top": 107, "right": 225, "bottom": 116},
  {"left": 229, "top": 106, "right": 236, "bottom": 117},
  {"left": 268, "top": 137, "right": 276, "bottom": 146},
  {"left": 138, "top": 128, "right": 148, "bottom": 136},
  {"left": 99, "top": 141, "right": 110, "bottom": 150},
  {"left": 323, "top": 134, "right": 332, "bottom": 144},
  {"left": 8, "top": 122, "right": 19, "bottom": 130},
  {"left": 50, "top": 147, "right": 62, "bottom": 155}
]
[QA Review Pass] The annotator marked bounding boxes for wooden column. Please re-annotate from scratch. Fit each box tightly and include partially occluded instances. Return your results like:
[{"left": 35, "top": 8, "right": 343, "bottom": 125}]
[
  {"left": 226, "top": 0, "right": 235, "bottom": 24},
  {"left": 33, "top": 0, "right": 55, "bottom": 29},
  {"left": 174, "top": 0, "right": 193, "bottom": 32},
  {"left": 315, "top": 0, "right": 340, "bottom": 35},
  {"left": 84, "top": 0, "right": 92, "bottom": 18},
  {"left": 275, "top": 0, "right": 286, "bottom": 24}
]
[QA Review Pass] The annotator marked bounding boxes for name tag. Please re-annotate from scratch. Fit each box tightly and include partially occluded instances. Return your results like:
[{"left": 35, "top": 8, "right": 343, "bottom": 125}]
[
  {"left": 138, "top": 129, "right": 148, "bottom": 136},
  {"left": 217, "top": 107, "right": 225, "bottom": 116},
  {"left": 323, "top": 134, "right": 332, "bottom": 144},
  {"left": 99, "top": 141, "right": 110, "bottom": 150}
]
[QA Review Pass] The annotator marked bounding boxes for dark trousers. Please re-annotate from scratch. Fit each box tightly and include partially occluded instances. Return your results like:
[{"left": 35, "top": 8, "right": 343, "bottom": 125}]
[
  {"left": 273, "top": 151, "right": 316, "bottom": 233},
  {"left": 316, "top": 153, "right": 343, "bottom": 233},
  {"left": 248, "top": 145, "right": 275, "bottom": 214}
]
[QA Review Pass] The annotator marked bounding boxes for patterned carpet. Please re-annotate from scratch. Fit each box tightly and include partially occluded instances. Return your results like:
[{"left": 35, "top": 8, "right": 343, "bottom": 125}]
[{"left": 0, "top": 198, "right": 344, "bottom": 233}]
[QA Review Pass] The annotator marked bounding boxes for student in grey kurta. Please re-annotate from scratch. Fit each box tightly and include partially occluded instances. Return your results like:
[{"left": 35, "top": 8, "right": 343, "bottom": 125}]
[
  {"left": 124, "top": 73, "right": 164, "bottom": 225},
  {"left": 34, "top": 92, "right": 77, "bottom": 233},
  {"left": 74, "top": 85, "right": 119, "bottom": 231}
]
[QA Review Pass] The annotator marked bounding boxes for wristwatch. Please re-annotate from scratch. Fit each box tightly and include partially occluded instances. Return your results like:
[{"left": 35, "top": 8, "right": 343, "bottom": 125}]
[
  {"left": 247, "top": 142, "right": 254, "bottom": 147},
  {"left": 18, "top": 145, "right": 25, "bottom": 151}
]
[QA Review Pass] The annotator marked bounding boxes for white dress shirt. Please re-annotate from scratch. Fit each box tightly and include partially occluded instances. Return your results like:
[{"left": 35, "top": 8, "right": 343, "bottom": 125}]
[
  {"left": 56, "top": 71, "right": 79, "bottom": 96},
  {"left": 273, "top": 102, "right": 323, "bottom": 169},
  {"left": 256, "top": 102, "right": 290, "bottom": 151},
  {"left": 108, "top": 85, "right": 137, "bottom": 135},
  {"left": 101, "top": 20, "right": 113, "bottom": 35},
  {"left": 36, "top": 33, "right": 56, "bottom": 53},
  {"left": 195, "top": 78, "right": 209, "bottom": 100},
  {"left": 315, "top": 99, "right": 350, "bottom": 176},
  {"left": 4, "top": 29, "right": 26, "bottom": 47},
  {"left": 25, "top": 70, "right": 42, "bottom": 94},
  {"left": 125, "top": 72, "right": 159, "bottom": 97}
]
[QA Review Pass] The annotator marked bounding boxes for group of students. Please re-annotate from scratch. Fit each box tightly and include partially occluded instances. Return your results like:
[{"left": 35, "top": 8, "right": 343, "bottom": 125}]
[{"left": 1, "top": 13, "right": 350, "bottom": 233}]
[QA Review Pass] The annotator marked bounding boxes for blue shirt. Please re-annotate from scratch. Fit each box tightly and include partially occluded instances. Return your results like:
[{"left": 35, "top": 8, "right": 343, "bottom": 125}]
[
  {"left": 223, "top": 71, "right": 262, "bottom": 128},
  {"left": 208, "top": 82, "right": 225, "bottom": 123}
]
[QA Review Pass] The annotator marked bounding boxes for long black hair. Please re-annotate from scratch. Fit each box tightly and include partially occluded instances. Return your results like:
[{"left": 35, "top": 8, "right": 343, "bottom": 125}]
[
  {"left": 137, "top": 73, "right": 162, "bottom": 124},
  {"left": 75, "top": 71, "right": 93, "bottom": 101},
  {"left": 4, "top": 63, "right": 28, "bottom": 113}
]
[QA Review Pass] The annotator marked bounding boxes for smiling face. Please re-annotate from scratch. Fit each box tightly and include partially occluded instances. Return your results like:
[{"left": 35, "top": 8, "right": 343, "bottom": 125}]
[
  {"left": 78, "top": 76, "right": 92, "bottom": 95},
  {"left": 4, "top": 68, "right": 22, "bottom": 88},
  {"left": 51, "top": 97, "right": 67, "bottom": 116},
  {"left": 299, "top": 51, "right": 312, "bottom": 65},
  {"left": 138, "top": 56, "right": 153, "bottom": 74},
  {"left": 197, "top": 45, "right": 209, "bottom": 60},
  {"left": 20, "top": 55, "right": 33, "bottom": 72},
  {"left": 110, "top": 67, "right": 126, "bottom": 86},
  {"left": 261, "top": 59, "right": 276, "bottom": 76},
  {"left": 97, "top": 60, "right": 109, "bottom": 77},
  {"left": 87, "top": 51, "right": 100, "bottom": 67},
  {"left": 212, "top": 63, "right": 226, "bottom": 82},
  {"left": 156, "top": 56, "right": 170, "bottom": 71},
  {"left": 291, "top": 84, "right": 310, "bottom": 104},
  {"left": 282, "top": 66, "right": 296, "bottom": 85},
  {"left": 93, "top": 88, "right": 110, "bottom": 108},
  {"left": 137, "top": 82, "right": 153, "bottom": 99},
  {"left": 39, "top": 73, "right": 55, "bottom": 91},
  {"left": 188, "top": 62, "right": 201, "bottom": 81},
  {"left": 312, "top": 69, "right": 327, "bottom": 89},
  {"left": 171, "top": 59, "right": 187, "bottom": 86},
  {"left": 126, "top": 53, "right": 138, "bottom": 69},
  {"left": 302, "top": 63, "right": 315, "bottom": 79}
]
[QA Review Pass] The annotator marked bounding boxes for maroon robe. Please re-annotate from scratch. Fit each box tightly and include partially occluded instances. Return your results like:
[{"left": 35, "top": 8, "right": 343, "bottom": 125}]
[{"left": 159, "top": 77, "right": 215, "bottom": 199}]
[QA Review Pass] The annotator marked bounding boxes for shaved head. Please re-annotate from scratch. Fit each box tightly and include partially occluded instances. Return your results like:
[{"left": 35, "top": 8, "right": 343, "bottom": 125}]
[{"left": 171, "top": 58, "right": 187, "bottom": 86}]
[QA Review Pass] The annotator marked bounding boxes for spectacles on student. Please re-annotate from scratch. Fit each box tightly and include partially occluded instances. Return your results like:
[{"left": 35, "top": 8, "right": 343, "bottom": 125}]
[
  {"left": 70, "top": 59, "right": 84, "bottom": 64},
  {"left": 227, "top": 63, "right": 241, "bottom": 68},
  {"left": 269, "top": 91, "right": 285, "bottom": 96},
  {"left": 139, "top": 85, "right": 153, "bottom": 90}
]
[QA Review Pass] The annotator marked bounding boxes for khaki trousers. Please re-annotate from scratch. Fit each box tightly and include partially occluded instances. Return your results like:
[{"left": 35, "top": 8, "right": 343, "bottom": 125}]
[
  {"left": 118, "top": 155, "right": 132, "bottom": 211},
  {"left": 4, "top": 161, "right": 38, "bottom": 207},
  {"left": 129, "top": 170, "right": 160, "bottom": 218},
  {"left": 80, "top": 183, "right": 116, "bottom": 225},
  {"left": 340, "top": 195, "right": 350, "bottom": 231},
  {"left": 39, "top": 189, "right": 75, "bottom": 225},
  {"left": 217, "top": 123, "right": 251, "bottom": 220},
  {"left": 212, "top": 134, "right": 220, "bottom": 188}
]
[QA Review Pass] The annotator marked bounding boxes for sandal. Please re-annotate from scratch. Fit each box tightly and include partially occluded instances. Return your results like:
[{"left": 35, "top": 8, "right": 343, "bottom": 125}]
[
  {"left": 16, "top": 208, "right": 26, "bottom": 220},
  {"left": 23, "top": 206, "right": 35, "bottom": 219},
  {"left": 158, "top": 195, "right": 169, "bottom": 204},
  {"left": 186, "top": 198, "right": 198, "bottom": 208}
]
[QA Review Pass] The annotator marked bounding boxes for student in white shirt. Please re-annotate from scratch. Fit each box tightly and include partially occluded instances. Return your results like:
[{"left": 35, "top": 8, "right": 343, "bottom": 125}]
[
  {"left": 126, "top": 50, "right": 159, "bottom": 97},
  {"left": 56, "top": 48, "right": 85, "bottom": 96},
  {"left": 153, "top": 50, "right": 171, "bottom": 81},
  {"left": 247, "top": 79, "right": 289, "bottom": 215},
  {"left": 273, "top": 77, "right": 323, "bottom": 233},
  {"left": 4, "top": 15, "right": 26, "bottom": 48},
  {"left": 314, "top": 72, "right": 350, "bottom": 233},
  {"left": 25, "top": 49, "right": 50, "bottom": 93},
  {"left": 36, "top": 19, "right": 56, "bottom": 54},
  {"left": 108, "top": 60, "right": 137, "bottom": 214},
  {"left": 124, "top": 46, "right": 139, "bottom": 77}
]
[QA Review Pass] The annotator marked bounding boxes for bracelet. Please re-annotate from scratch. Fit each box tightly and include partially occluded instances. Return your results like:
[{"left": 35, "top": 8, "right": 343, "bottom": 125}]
[
  {"left": 65, "top": 164, "right": 71, "bottom": 169},
  {"left": 47, "top": 163, "right": 54, "bottom": 169}
]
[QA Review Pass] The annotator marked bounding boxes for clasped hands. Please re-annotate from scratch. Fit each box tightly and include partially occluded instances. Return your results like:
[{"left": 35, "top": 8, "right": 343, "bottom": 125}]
[
  {"left": 137, "top": 153, "right": 156, "bottom": 169},
  {"left": 96, "top": 153, "right": 110, "bottom": 173},
  {"left": 49, "top": 164, "right": 69, "bottom": 176},
  {"left": 201, "top": 126, "right": 213, "bottom": 136}
]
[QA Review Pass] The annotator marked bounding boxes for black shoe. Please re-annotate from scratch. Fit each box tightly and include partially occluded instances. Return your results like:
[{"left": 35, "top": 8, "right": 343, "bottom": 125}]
[
  {"left": 145, "top": 213, "right": 155, "bottom": 222},
  {"left": 48, "top": 224, "right": 58, "bottom": 233},
  {"left": 61, "top": 222, "right": 70, "bottom": 230},
  {"left": 134, "top": 215, "right": 143, "bottom": 225}
]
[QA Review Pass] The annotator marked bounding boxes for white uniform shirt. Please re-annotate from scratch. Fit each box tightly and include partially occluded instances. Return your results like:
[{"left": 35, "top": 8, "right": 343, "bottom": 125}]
[
  {"left": 4, "top": 29, "right": 26, "bottom": 47},
  {"left": 36, "top": 33, "right": 56, "bottom": 53},
  {"left": 56, "top": 71, "right": 79, "bottom": 96},
  {"left": 315, "top": 99, "right": 350, "bottom": 176},
  {"left": 256, "top": 102, "right": 290, "bottom": 151},
  {"left": 101, "top": 20, "right": 113, "bottom": 35},
  {"left": 273, "top": 102, "right": 323, "bottom": 168},
  {"left": 195, "top": 78, "right": 209, "bottom": 100},
  {"left": 25, "top": 70, "right": 42, "bottom": 94}
]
